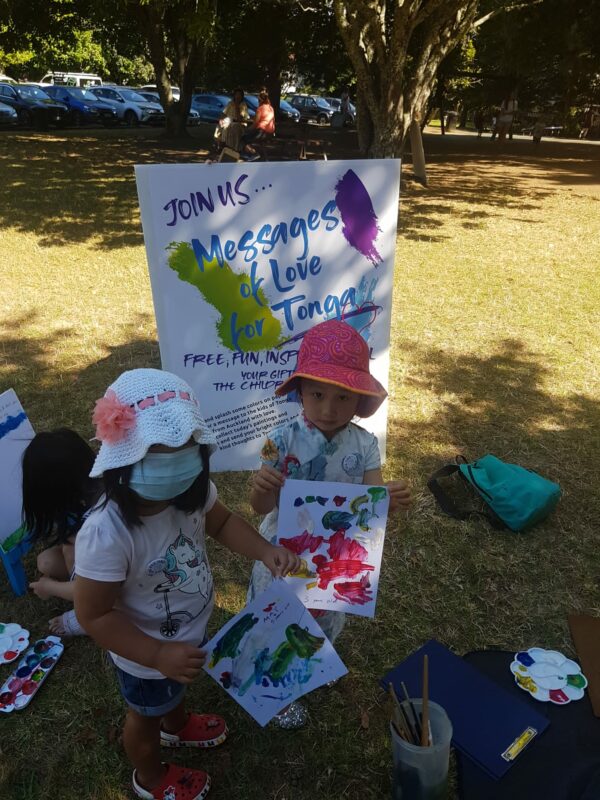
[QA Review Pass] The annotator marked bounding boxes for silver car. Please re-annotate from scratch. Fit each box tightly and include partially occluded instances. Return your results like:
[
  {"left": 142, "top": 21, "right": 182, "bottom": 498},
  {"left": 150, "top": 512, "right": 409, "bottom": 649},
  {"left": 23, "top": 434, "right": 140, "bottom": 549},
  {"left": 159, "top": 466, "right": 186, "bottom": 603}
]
[{"left": 89, "top": 86, "right": 165, "bottom": 126}]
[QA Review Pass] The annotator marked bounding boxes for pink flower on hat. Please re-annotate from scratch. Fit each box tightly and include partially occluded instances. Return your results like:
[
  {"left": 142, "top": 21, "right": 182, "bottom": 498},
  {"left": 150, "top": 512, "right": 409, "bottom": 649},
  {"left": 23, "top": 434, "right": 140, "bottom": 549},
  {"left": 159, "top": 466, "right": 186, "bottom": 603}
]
[{"left": 92, "top": 389, "right": 136, "bottom": 443}]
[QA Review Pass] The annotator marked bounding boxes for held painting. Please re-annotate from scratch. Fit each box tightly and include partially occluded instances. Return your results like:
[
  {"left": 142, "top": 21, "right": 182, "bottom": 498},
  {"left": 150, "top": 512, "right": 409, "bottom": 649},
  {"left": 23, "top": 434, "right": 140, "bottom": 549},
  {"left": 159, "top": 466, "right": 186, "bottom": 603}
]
[
  {"left": 277, "top": 479, "right": 390, "bottom": 618},
  {"left": 203, "top": 581, "right": 347, "bottom": 726}
]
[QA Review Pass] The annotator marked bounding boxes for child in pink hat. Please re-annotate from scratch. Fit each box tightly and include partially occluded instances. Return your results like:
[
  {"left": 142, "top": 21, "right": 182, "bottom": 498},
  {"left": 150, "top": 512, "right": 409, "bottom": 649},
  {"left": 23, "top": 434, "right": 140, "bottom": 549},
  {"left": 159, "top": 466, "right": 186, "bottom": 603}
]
[
  {"left": 247, "top": 319, "right": 411, "bottom": 728},
  {"left": 74, "top": 368, "right": 300, "bottom": 800}
]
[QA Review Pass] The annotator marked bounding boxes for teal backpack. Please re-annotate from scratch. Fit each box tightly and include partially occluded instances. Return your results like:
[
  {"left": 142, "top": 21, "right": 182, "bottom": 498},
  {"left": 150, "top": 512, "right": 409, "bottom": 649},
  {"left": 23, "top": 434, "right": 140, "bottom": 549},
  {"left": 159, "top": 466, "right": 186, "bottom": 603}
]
[{"left": 428, "top": 454, "right": 561, "bottom": 532}]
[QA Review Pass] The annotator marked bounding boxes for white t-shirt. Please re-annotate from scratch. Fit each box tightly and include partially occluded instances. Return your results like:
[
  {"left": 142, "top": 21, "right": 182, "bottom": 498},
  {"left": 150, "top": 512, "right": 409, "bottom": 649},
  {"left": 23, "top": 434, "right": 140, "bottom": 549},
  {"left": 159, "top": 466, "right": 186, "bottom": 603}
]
[{"left": 75, "top": 482, "right": 217, "bottom": 679}]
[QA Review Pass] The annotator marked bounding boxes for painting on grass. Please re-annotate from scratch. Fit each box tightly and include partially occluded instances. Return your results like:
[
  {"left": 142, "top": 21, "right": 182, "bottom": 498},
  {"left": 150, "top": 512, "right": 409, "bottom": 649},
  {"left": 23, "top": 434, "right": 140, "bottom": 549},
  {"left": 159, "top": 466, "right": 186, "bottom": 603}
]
[
  {"left": 203, "top": 581, "right": 347, "bottom": 726},
  {"left": 277, "top": 479, "right": 389, "bottom": 618},
  {"left": 0, "top": 390, "right": 35, "bottom": 551}
]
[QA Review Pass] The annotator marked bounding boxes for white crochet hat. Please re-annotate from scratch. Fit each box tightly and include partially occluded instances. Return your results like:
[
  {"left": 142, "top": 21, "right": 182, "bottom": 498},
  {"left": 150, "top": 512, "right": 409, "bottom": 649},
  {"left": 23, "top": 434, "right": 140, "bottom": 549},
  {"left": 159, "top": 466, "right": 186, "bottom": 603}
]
[{"left": 90, "top": 368, "right": 217, "bottom": 477}]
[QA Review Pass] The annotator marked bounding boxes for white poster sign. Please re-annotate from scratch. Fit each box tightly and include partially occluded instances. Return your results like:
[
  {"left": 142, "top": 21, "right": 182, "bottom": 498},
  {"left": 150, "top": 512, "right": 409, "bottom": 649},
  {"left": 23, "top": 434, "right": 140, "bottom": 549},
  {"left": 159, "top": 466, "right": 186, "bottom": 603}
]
[{"left": 135, "top": 160, "right": 400, "bottom": 471}]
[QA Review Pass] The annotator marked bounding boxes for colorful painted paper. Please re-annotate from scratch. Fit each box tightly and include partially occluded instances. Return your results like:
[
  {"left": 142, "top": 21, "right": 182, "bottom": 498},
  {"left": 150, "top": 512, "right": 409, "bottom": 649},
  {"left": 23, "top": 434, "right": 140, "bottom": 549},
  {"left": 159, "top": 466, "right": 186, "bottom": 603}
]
[
  {"left": 276, "top": 479, "right": 389, "bottom": 618},
  {"left": 202, "top": 581, "right": 347, "bottom": 726},
  {"left": 0, "top": 390, "right": 35, "bottom": 551},
  {"left": 135, "top": 160, "right": 400, "bottom": 471},
  {"left": 510, "top": 647, "right": 588, "bottom": 704}
]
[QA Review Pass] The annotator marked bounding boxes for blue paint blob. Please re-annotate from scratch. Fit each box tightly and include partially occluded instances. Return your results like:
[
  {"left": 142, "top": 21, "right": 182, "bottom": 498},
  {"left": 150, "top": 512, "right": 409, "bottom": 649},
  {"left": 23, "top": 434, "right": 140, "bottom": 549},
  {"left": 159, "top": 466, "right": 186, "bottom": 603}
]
[
  {"left": 293, "top": 498, "right": 304, "bottom": 507},
  {"left": 516, "top": 651, "right": 535, "bottom": 667},
  {"left": 16, "top": 665, "right": 30, "bottom": 678}
]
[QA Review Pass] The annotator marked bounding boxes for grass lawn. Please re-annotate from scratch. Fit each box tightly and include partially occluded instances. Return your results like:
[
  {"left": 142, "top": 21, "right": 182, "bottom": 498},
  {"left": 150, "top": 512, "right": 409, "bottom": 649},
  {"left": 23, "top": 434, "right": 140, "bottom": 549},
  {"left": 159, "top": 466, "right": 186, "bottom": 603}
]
[{"left": 0, "top": 126, "right": 599, "bottom": 800}]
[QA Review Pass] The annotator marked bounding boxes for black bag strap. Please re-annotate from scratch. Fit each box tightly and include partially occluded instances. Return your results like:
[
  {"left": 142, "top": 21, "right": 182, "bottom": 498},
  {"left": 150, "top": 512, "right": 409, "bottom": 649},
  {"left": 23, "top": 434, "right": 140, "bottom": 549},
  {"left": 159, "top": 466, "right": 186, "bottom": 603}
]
[
  {"left": 427, "top": 464, "right": 470, "bottom": 520},
  {"left": 427, "top": 461, "right": 507, "bottom": 530}
]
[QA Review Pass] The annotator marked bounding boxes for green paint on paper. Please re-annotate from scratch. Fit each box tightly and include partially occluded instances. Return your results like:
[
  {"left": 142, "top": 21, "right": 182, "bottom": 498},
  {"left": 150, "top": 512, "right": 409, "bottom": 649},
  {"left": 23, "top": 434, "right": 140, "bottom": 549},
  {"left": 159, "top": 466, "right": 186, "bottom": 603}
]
[{"left": 167, "top": 241, "right": 283, "bottom": 352}]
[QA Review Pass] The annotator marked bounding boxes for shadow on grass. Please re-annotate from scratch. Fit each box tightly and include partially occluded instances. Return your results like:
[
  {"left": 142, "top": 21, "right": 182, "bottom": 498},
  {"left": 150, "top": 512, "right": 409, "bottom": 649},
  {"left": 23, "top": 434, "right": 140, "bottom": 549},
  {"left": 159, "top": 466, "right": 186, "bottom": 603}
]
[
  {"left": 0, "top": 129, "right": 213, "bottom": 251},
  {"left": 1, "top": 127, "right": 598, "bottom": 252},
  {"left": 401, "top": 134, "right": 600, "bottom": 242},
  {"left": 0, "top": 309, "right": 160, "bottom": 432}
]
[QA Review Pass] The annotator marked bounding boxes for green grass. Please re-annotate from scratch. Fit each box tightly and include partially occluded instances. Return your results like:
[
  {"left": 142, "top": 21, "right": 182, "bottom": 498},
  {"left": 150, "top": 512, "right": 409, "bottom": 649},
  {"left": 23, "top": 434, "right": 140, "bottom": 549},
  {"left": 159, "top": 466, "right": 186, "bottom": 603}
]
[{"left": 0, "top": 127, "right": 599, "bottom": 799}]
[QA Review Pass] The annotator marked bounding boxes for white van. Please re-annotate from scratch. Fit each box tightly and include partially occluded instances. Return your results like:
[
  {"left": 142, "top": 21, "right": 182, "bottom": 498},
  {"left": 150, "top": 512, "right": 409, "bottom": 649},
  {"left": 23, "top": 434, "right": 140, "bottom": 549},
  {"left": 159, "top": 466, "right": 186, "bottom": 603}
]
[{"left": 40, "top": 72, "right": 103, "bottom": 88}]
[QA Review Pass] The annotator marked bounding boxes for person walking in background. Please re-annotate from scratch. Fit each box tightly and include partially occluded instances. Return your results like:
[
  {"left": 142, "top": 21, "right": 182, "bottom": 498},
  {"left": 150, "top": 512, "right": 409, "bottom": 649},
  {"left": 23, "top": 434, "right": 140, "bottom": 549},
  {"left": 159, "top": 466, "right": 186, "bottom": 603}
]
[
  {"left": 497, "top": 93, "right": 517, "bottom": 141},
  {"left": 473, "top": 108, "right": 485, "bottom": 137}
]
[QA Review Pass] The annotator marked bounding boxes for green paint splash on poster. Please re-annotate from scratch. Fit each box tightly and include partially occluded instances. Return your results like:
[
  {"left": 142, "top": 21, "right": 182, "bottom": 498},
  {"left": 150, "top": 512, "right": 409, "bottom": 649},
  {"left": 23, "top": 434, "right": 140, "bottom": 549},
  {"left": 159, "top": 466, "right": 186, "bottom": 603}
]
[{"left": 167, "top": 241, "right": 284, "bottom": 352}]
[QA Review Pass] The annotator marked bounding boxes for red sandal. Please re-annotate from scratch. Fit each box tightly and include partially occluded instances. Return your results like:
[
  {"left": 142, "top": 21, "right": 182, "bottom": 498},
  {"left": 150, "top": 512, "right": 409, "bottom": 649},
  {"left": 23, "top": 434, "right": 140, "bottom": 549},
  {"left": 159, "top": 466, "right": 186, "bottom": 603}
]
[
  {"left": 160, "top": 713, "right": 228, "bottom": 749},
  {"left": 132, "top": 763, "right": 210, "bottom": 800}
]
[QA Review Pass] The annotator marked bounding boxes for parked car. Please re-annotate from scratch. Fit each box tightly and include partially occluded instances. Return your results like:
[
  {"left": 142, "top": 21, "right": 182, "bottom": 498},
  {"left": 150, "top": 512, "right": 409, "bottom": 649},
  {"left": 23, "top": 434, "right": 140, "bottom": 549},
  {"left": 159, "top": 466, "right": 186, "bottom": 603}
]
[
  {"left": 244, "top": 94, "right": 300, "bottom": 123},
  {"left": 191, "top": 93, "right": 231, "bottom": 122},
  {"left": 0, "top": 74, "right": 17, "bottom": 85},
  {"left": 287, "top": 94, "right": 334, "bottom": 124},
  {"left": 43, "top": 85, "right": 118, "bottom": 127},
  {"left": 89, "top": 86, "right": 165, "bottom": 126},
  {"left": 0, "top": 100, "right": 18, "bottom": 125},
  {"left": 325, "top": 97, "right": 356, "bottom": 125},
  {"left": 39, "top": 72, "right": 102, "bottom": 88},
  {"left": 0, "top": 83, "right": 68, "bottom": 128},
  {"left": 140, "top": 84, "right": 181, "bottom": 101},
  {"left": 137, "top": 91, "right": 201, "bottom": 126}
]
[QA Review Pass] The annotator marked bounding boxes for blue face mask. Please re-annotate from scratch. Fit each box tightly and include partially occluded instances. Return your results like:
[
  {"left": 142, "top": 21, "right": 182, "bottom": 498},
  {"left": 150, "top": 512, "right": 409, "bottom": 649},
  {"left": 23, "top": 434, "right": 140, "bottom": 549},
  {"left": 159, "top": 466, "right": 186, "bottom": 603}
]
[{"left": 129, "top": 447, "right": 203, "bottom": 501}]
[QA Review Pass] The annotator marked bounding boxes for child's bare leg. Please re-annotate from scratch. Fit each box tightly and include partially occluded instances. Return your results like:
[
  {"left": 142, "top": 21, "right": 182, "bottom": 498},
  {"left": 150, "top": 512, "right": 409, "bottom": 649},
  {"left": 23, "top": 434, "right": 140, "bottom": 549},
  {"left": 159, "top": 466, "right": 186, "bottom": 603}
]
[
  {"left": 161, "top": 698, "right": 188, "bottom": 734},
  {"left": 124, "top": 708, "right": 165, "bottom": 790}
]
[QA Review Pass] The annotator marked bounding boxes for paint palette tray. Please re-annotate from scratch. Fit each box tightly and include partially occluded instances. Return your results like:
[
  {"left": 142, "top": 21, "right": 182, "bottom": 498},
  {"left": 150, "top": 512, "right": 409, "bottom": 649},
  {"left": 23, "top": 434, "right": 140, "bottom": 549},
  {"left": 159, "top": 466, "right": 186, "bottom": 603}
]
[
  {"left": 510, "top": 647, "right": 588, "bottom": 704},
  {"left": 0, "top": 635, "right": 63, "bottom": 712},
  {"left": 0, "top": 622, "right": 29, "bottom": 664}
]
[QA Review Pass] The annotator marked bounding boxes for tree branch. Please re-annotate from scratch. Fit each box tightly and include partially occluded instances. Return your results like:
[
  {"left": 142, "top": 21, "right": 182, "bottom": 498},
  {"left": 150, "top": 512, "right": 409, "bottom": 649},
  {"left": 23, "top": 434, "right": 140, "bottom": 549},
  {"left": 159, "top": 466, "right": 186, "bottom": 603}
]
[{"left": 472, "top": 0, "right": 543, "bottom": 29}]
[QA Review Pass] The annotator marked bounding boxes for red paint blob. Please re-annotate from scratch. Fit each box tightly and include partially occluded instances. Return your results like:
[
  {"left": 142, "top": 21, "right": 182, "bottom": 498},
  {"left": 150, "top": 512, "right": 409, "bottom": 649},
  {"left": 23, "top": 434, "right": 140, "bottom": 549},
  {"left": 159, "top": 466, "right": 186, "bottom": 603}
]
[
  {"left": 3, "top": 650, "right": 17, "bottom": 661},
  {"left": 21, "top": 680, "right": 37, "bottom": 695},
  {"left": 0, "top": 691, "right": 14, "bottom": 704}
]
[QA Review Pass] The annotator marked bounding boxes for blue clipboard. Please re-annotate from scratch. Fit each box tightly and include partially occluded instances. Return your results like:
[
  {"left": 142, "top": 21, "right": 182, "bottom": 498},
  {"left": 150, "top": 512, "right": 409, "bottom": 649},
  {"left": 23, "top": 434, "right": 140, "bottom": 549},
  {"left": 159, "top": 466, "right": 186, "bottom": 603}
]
[{"left": 380, "top": 639, "right": 550, "bottom": 780}]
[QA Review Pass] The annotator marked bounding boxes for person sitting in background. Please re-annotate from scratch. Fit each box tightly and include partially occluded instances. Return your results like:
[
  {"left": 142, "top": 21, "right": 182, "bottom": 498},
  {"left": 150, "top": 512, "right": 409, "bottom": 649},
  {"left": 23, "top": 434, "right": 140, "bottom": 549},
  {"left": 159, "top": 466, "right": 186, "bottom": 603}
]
[
  {"left": 215, "top": 87, "right": 249, "bottom": 152},
  {"left": 241, "top": 89, "right": 275, "bottom": 160}
]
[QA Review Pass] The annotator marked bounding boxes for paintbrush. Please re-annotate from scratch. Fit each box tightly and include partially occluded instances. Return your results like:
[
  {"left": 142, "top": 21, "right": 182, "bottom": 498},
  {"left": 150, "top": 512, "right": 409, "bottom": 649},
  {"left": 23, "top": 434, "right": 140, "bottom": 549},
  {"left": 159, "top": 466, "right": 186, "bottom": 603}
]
[
  {"left": 421, "top": 654, "right": 430, "bottom": 747},
  {"left": 389, "top": 683, "right": 417, "bottom": 743},
  {"left": 401, "top": 680, "right": 423, "bottom": 743}
]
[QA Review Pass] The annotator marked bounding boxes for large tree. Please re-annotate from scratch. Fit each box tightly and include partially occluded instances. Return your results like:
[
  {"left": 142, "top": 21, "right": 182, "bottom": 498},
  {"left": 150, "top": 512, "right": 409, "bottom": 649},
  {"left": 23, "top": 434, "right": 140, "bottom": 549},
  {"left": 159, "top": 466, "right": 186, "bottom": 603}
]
[
  {"left": 332, "top": 0, "right": 483, "bottom": 156},
  {"left": 92, "top": 0, "right": 216, "bottom": 136}
]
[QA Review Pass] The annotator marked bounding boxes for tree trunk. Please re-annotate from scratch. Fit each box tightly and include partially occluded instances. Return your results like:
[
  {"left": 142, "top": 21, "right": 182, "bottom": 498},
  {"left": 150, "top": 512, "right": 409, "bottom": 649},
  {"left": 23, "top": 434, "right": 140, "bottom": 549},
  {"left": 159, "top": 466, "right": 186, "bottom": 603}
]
[{"left": 333, "top": 0, "right": 480, "bottom": 159}]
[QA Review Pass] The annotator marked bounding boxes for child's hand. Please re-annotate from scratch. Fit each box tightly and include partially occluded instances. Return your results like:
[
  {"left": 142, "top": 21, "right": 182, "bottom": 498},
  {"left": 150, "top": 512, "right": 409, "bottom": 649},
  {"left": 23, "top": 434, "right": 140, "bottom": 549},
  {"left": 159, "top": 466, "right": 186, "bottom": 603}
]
[
  {"left": 155, "top": 642, "right": 206, "bottom": 684},
  {"left": 387, "top": 480, "right": 412, "bottom": 513},
  {"left": 30, "top": 576, "right": 56, "bottom": 601},
  {"left": 253, "top": 464, "right": 285, "bottom": 494},
  {"left": 261, "top": 544, "right": 301, "bottom": 578}
]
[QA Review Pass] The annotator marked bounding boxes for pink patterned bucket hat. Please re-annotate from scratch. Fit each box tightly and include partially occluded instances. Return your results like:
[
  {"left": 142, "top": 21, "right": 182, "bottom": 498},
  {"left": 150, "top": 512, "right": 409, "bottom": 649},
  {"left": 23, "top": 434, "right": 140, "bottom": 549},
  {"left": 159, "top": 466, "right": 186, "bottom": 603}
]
[
  {"left": 275, "top": 319, "right": 387, "bottom": 417},
  {"left": 89, "top": 368, "right": 217, "bottom": 477}
]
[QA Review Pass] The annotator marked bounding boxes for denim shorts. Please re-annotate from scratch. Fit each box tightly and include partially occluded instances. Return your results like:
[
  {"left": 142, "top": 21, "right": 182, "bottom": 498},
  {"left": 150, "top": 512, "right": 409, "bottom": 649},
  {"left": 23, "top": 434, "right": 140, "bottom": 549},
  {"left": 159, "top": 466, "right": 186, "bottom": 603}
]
[{"left": 113, "top": 662, "right": 187, "bottom": 717}]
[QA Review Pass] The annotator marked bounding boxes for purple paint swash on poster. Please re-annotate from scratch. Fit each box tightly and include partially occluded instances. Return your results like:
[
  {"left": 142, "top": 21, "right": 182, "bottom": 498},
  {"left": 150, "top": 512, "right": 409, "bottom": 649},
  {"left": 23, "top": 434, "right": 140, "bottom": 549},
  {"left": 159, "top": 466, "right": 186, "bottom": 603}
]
[{"left": 335, "top": 169, "right": 382, "bottom": 266}]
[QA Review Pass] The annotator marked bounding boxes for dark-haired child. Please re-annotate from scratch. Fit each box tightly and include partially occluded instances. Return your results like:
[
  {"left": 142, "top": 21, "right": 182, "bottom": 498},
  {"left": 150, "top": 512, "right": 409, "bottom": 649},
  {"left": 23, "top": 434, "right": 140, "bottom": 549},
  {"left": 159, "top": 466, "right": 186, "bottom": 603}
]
[{"left": 23, "top": 428, "right": 99, "bottom": 635}]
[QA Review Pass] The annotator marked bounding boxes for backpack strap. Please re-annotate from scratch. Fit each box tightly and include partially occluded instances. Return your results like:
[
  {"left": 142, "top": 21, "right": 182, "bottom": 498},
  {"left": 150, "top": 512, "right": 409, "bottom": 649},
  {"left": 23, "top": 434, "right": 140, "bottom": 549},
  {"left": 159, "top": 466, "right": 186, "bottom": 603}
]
[
  {"left": 427, "top": 462, "right": 507, "bottom": 530},
  {"left": 427, "top": 464, "right": 470, "bottom": 520}
]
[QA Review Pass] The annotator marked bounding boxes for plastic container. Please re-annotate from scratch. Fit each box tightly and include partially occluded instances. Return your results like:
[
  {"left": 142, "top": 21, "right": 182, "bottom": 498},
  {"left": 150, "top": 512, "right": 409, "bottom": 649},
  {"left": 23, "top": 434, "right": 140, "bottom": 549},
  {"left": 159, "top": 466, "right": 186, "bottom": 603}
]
[{"left": 390, "top": 699, "right": 452, "bottom": 800}]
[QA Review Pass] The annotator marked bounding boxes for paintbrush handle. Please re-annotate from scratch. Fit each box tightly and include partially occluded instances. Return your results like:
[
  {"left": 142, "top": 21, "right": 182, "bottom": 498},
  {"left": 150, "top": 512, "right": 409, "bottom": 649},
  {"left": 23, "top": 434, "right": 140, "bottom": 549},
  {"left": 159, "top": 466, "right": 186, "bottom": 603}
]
[{"left": 421, "top": 654, "right": 430, "bottom": 747}]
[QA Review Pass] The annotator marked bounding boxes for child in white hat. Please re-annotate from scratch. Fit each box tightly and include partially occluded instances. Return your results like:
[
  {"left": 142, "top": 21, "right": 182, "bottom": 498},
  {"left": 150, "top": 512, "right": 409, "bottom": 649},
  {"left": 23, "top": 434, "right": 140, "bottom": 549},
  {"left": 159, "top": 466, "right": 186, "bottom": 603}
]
[{"left": 74, "top": 368, "right": 299, "bottom": 800}]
